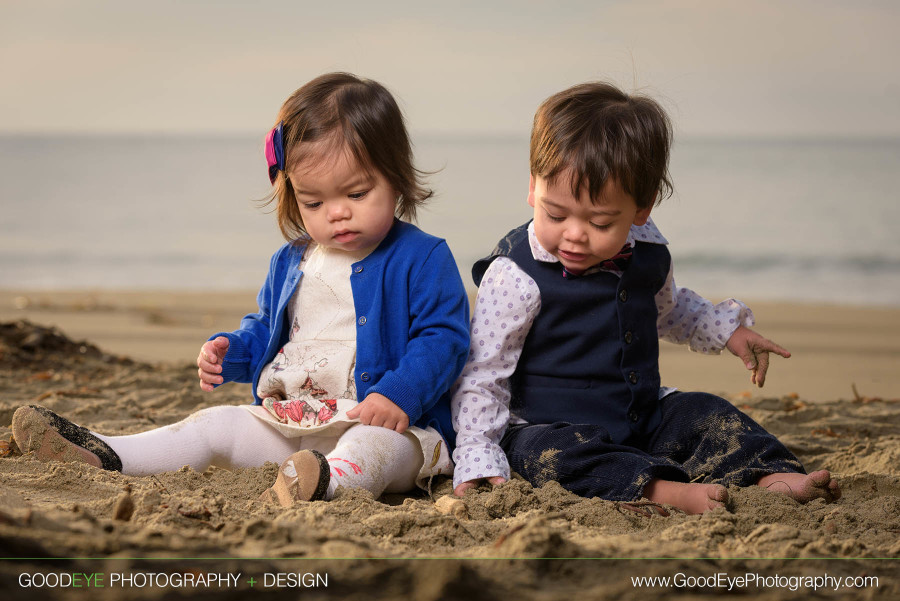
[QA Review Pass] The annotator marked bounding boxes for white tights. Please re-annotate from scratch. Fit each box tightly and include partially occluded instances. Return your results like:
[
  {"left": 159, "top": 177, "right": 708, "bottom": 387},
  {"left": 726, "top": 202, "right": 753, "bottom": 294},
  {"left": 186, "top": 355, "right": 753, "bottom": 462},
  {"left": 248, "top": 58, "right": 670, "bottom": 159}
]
[{"left": 94, "top": 406, "right": 422, "bottom": 499}]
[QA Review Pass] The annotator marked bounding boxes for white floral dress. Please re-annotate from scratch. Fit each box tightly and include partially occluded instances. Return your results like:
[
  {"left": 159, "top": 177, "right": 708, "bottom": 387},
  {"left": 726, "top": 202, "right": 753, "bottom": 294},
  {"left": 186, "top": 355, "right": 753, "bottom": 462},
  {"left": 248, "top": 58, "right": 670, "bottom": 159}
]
[{"left": 245, "top": 243, "right": 452, "bottom": 485}]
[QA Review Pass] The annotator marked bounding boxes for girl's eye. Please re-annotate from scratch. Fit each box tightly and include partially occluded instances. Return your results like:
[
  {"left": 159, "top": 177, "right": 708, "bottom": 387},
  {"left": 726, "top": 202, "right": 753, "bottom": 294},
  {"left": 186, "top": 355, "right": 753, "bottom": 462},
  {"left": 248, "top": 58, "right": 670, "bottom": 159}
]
[
  {"left": 349, "top": 190, "right": 370, "bottom": 200},
  {"left": 591, "top": 222, "right": 612, "bottom": 230},
  {"left": 302, "top": 201, "right": 322, "bottom": 210}
]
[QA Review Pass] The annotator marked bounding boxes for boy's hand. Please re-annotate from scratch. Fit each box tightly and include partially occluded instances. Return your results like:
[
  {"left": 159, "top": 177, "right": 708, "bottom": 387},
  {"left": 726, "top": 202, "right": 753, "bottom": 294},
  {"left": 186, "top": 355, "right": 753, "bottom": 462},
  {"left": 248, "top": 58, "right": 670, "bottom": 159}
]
[
  {"left": 725, "top": 326, "right": 791, "bottom": 388},
  {"left": 346, "top": 392, "right": 410, "bottom": 433},
  {"left": 453, "top": 477, "right": 507, "bottom": 497},
  {"left": 197, "top": 336, "right": 229, "bottom": 392}
]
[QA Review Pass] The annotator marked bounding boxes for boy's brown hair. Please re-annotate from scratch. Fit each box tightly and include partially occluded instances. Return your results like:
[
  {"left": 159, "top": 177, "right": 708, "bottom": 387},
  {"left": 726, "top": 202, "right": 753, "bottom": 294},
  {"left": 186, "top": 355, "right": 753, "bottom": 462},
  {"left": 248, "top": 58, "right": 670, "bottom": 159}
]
[
  {"left": 530, "top": 82, "right": 673, "bottom": 209},
  {"left": 265, "top": 72, "right": 432, "bottom": 241}
]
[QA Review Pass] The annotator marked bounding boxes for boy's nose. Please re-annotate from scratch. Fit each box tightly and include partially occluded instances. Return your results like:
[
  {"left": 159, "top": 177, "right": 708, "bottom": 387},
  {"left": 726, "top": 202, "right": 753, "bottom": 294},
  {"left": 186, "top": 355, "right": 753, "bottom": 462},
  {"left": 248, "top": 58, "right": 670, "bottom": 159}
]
[{"left": 563, "top": 224, "right": 588, "bottom": 242}]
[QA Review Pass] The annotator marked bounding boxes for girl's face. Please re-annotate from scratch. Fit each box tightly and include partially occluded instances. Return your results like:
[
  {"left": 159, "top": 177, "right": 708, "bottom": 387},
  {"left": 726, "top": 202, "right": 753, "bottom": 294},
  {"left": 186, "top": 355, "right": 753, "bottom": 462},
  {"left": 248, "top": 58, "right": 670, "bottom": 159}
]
[
  {"left": 528, "top": 172, "right": 652, "bottom": 274},
  {"left": 289, "top": 143, "right": 397, "bottom": 253}
]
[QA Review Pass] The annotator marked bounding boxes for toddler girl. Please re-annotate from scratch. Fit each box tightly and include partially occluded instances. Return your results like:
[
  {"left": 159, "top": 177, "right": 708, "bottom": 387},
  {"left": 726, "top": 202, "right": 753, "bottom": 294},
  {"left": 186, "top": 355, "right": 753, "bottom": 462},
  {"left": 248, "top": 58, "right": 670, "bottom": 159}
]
[{"left": 13, "top": 72, "right": 470, "bottom": 504}]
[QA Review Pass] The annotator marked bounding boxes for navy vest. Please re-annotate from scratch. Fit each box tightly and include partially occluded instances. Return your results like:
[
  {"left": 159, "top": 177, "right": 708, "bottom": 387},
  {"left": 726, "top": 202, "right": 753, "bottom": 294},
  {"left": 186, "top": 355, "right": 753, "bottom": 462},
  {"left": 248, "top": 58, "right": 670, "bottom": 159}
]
[{"left": 473, "top": 222, "right": 671, "bottom": 444}]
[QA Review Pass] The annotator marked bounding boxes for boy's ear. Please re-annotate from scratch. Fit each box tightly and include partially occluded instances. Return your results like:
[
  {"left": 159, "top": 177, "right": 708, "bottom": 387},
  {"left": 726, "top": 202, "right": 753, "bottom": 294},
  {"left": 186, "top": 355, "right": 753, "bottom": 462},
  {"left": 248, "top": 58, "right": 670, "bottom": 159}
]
[
  {"left": 633, "top": 205, "right": 653, "bottom": 226},
  {"left": 527, "top": 175, "right": 536, "bottom": 208}
]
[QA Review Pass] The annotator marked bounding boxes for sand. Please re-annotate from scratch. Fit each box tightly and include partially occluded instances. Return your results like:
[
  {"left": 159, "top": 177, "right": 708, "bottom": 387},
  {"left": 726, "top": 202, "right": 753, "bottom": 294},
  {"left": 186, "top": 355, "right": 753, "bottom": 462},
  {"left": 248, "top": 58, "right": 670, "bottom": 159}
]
[{"left": 1, "top": 290, "right": 898, "bottom": 599}]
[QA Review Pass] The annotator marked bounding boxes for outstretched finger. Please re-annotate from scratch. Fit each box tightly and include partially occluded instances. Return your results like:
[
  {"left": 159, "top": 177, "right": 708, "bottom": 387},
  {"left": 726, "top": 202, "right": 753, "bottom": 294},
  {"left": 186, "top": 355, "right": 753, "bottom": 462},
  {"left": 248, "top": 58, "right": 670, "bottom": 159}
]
[{"left": 757, "top": 338, "right": 791, "bottom": 359}]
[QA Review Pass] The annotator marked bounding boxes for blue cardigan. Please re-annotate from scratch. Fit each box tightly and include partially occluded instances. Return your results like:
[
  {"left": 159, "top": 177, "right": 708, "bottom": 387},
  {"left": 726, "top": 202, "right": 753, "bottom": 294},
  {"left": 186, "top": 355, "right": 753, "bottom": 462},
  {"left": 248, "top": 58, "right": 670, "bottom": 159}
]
[{"left": 211, "top": 220, "right": 469, "bottom": 447}]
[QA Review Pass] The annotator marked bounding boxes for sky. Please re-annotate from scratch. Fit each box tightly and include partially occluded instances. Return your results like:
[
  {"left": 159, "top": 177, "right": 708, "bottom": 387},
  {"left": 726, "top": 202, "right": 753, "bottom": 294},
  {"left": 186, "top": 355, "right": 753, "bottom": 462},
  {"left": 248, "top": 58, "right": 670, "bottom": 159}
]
[{"left": 1, "top": 0, "right": 899, "bottom": 138}]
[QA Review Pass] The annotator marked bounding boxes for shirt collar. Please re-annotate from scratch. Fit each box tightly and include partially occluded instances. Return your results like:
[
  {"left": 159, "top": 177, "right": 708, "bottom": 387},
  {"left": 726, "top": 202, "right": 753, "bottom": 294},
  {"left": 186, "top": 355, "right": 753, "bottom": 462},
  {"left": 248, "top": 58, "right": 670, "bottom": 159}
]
[{"left": 528, "top": 217, "right": 669, "bottom": 267}]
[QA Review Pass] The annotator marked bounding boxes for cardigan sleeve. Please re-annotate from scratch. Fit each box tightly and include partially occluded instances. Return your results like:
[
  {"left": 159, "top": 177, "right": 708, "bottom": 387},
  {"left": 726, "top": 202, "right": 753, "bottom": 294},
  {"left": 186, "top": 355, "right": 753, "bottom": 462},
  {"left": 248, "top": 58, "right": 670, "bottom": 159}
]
[{"left": 366, "top": 241, "right": 470, "bottom": 424}]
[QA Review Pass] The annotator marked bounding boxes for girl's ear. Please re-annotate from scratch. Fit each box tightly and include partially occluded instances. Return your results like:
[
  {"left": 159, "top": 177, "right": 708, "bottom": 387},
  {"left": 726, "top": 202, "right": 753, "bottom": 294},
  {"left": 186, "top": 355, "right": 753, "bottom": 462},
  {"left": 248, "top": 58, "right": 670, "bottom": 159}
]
[{"left": 527, "top": 175, "right": 536, "bottom": 208}]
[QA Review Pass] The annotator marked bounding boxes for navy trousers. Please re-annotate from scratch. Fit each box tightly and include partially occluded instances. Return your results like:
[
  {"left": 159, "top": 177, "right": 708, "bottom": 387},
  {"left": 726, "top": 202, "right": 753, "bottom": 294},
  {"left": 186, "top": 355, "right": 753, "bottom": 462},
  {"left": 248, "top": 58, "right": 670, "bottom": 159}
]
[{"left": 500, "top": 391, "right": 805, "bottom": 501}]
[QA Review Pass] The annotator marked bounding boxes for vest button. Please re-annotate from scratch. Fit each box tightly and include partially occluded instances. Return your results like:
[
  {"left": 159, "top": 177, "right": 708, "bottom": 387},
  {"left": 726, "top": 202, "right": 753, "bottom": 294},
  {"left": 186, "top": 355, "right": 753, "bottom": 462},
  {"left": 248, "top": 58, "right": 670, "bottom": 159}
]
[
  {"left": 628, "top": 411, "right": 640, "bottom": 422},
  {"left": 624, "top": 331, "right": 633, "bottom": 344},
  {"left": 361, "top": 372, "right": 370, "bottom": 382},
  {"left": 357, "top": 316, "right": 367, "bottom": 326},
  {"left": 354, "top": 265, "right": 364, "bottom": 273},
  {"left": 628, "top": 371, "right": 639, "bottom": 384},
  {"left": 619, "top": 289, "right": 628, "bottom": 302}
]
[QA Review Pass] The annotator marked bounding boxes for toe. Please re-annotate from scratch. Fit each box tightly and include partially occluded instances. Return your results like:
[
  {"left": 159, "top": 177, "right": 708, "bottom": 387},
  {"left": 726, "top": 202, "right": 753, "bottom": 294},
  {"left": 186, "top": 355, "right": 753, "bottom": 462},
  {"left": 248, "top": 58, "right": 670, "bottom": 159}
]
[
  {"left": 711, "top": 484, "right": 729, "bottom": 502},
  {"left": 829, "top": 481, "right": 842, "bottom": 501},
  {"left": 706, "top": 485, "right": 728, "bottom": 510},
  {"left": 808, "top": 469, "right": 832, "bottom": 487}
]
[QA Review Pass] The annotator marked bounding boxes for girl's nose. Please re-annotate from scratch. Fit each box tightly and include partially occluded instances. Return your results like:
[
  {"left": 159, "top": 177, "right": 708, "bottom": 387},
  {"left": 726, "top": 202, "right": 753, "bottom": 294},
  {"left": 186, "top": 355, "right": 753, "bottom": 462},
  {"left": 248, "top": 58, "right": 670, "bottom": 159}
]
[{"left": 327, "top": 201, "right": 351, "bottom": 221}]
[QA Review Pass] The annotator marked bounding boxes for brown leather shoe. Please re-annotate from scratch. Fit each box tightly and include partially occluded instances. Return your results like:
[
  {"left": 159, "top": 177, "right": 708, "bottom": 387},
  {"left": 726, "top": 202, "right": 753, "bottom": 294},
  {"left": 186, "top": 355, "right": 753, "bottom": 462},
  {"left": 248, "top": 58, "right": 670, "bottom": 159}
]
[{"left": 259, "top": 449, "right": 330, "bottom": 506}]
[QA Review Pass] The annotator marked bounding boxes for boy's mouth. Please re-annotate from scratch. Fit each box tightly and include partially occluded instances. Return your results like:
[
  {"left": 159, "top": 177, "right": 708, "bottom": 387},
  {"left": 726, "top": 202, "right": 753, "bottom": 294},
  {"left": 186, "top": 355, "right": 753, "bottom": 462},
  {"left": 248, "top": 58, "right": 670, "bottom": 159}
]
[
  {"left": 333, "top": 231, "right": 359, "bottom": 243},
  {"left": 558, "top": 249, "right": 588, "bottom": 262}
]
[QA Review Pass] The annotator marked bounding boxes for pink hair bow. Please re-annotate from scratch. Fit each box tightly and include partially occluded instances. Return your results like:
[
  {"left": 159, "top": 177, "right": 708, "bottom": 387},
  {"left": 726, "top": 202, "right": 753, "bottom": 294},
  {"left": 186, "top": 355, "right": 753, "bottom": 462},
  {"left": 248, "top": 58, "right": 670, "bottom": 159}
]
[{"left": 265, "top": 121, "right": 285, "bottom": 184}]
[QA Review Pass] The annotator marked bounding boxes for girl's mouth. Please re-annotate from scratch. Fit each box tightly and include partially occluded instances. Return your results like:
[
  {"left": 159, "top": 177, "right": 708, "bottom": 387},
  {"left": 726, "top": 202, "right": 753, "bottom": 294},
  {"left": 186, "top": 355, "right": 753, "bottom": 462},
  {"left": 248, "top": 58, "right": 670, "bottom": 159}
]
[{"left": 334, "top": 231, "right": 359, "bottom": 243}]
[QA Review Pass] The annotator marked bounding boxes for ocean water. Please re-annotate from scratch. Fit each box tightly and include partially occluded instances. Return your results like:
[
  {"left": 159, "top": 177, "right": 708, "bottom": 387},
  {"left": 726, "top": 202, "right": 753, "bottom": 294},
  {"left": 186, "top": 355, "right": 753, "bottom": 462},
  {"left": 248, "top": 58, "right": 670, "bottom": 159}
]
[{"left": 1, "top": 134, "right": 899, "bottom": 307}]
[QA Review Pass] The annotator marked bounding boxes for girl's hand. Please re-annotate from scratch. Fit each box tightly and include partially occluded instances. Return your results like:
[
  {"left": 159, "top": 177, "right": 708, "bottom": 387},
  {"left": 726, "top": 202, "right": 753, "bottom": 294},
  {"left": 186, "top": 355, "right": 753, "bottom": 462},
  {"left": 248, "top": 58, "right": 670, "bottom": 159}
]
[
  {"left": 197, "top": 336, "right": 229, "bottom": 392},
  {"left": 346, "top": 392, "right": 410, "bottom": 433},
  {"left": 725, "top": 326, "right": 791, "bottom": 388},
  {"left": 453, "top": 477, "right": 507, "bottom": 497}
]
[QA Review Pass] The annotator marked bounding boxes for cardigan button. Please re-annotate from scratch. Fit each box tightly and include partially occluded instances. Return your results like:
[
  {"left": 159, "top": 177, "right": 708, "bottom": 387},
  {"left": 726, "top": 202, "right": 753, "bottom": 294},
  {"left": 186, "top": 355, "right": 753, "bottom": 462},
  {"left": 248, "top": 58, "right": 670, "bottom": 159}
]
[
  {"left": 628, "top": 410, "right": 640, "bottom": 423},
  {"left": 624, "top": 331, "right": 633, "bottom": 344},
  {"left": 357, "top": 316, "right": 367, "bottom": 326},
  {"left": 360, "top": 372, "right": 370, "bottom": 382},
  {"left": 354, "top": 265, "right": 364, "bottom": 273},
  {"left": 619, "top": 289, "right": 628, "bottom": 302},
  {"left": 628, "top": 371, "right": 638, "bottom": 384}
]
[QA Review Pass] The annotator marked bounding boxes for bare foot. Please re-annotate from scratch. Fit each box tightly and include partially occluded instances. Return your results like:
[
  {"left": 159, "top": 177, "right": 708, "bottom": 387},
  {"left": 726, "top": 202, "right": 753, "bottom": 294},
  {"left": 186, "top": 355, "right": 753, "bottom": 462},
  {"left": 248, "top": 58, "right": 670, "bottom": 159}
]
[
  {"left": 643, "top": 479, "right": 728, "bottom": 515},
  {"left": 757, "top": 470, "right": 841, "bottom": 503}
]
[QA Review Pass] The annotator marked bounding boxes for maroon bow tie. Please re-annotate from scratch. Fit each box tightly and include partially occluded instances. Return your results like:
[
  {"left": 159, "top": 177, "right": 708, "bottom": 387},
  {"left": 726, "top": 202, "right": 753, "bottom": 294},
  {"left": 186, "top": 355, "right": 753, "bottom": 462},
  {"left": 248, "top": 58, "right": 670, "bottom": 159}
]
[{"left": 599, "top": 243, "right": 633, "bottom": 272}]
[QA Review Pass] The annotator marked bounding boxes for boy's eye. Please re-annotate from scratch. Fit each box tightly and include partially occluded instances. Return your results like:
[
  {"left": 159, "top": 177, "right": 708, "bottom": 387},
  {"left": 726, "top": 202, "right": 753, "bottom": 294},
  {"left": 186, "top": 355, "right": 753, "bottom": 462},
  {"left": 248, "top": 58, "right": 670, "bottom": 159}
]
[
  {"left": 545, "top": 212, "right": 564, "bottom": 222},
  {"left": 591, "top": 222, "right": 613, "bottom": 230}
]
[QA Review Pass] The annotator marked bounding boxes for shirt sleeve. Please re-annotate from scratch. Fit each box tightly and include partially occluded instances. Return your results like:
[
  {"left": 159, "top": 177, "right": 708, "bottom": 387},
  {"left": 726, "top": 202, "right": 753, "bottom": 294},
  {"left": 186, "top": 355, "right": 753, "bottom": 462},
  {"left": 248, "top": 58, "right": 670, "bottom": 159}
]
[
  {"left": 451, "top": 257, "right": 541, "bottom": 489},
  {"left": 655, "top": 261, "right": 755, "bottom": 353}
]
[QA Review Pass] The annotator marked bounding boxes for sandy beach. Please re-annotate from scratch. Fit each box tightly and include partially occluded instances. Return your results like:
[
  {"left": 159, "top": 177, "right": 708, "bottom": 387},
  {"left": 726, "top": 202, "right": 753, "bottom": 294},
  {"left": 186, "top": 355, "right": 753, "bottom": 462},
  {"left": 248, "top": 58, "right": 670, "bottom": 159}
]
[
  {"left": 1, "top": 289, "right": 898, "bottom": 599},
  {"left": 2, "top": 289, "right": 897, "bottom": 401}
]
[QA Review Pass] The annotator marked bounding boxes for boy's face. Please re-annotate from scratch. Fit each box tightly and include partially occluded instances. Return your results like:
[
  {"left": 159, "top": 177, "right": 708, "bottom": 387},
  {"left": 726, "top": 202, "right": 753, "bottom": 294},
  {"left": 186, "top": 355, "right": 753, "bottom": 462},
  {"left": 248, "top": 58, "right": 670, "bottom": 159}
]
[
  {"left": 528, "top": 172, "right": 652, "bottom": 274},
  {"left": 289, "top": 142, "right": 397, "bottom": 254}
]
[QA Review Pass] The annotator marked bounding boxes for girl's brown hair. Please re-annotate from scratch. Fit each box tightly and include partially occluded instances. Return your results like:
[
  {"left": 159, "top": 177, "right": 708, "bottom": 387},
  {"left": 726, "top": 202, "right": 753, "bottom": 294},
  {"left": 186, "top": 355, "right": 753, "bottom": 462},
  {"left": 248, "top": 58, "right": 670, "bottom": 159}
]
[
  {"left": 530, "top": 82, "right": 673, "bottom": 209},
  {"left": 264, "top": 72, "right": 432, "bottom": 241}
]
